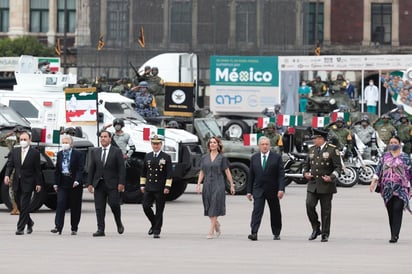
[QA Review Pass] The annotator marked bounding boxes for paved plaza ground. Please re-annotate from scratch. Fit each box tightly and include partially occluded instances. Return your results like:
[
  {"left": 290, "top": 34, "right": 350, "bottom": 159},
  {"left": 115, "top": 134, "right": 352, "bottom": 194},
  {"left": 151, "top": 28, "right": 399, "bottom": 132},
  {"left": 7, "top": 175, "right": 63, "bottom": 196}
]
[{"left": 0, "top": 183, "right": 411, "bottom": 274}]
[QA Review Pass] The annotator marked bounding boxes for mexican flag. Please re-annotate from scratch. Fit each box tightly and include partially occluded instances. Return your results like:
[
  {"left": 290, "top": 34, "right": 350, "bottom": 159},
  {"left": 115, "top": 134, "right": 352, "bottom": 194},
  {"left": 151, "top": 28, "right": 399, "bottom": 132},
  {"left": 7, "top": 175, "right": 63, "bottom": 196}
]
[
  {"left": 331, "top": 112, "right": 350, "bottom": 122},
  {"left": 312, "top": 116, "right": 330, "bottom": 128},
  {"left": 65, "top": 88, "right": 97, "bottom": 124},
  {"left": 257, "top": 117, "right": 275, "bottom": 128},
  {"left": 41, "top": 128, "right": 60, "bottom": 144},
  {"left": 243, "top": 133, "right": 262, "bottom": 146},
  {"left": 143, "top": 128, "right": 165, "bottom": 141},
  {"left": 277, "top": 115, "right": 303, "bottom": 126}
]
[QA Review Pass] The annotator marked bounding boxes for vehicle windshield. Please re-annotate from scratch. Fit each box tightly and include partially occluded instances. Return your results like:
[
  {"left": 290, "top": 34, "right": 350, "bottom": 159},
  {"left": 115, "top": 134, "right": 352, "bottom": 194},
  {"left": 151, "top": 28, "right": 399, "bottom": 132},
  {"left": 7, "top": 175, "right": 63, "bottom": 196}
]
[
  {"left": 195, "top": 119, "right": 222, "bottom": 140},
  {"left": 0, "top": 105, "right": 30, "bottom": 128},
  {"left": 104, "top": 102, "right": 146, "bottom": 123}
]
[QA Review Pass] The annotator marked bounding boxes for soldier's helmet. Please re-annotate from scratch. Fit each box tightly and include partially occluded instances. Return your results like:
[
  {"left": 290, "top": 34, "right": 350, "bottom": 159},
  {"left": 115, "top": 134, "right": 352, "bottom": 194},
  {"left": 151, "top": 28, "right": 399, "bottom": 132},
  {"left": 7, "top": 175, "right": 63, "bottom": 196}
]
[
  {"left": 361, "top": 115, "right": 370, "bottom": 123},
  {"left": 99, "top": 73, "right": 107, "bottom": 81},
  {"left": 167, "top": 120, "right": 179, "bottom": 129},
  {"left": 144, "top": 66, "right": 151, "bottom": 72},
  {"left": 151, "top": 67, "right": 159, "bottom": 76},
  {"left": 335, "top": 117, "right": 345, "bottom": 123},
  {"left": 267, "top": 123, "right": 275, "bottom": 129},
  {"left": 337, "top": 74, "right": 344, "bottom": 80},
  {"left": 139, "top": 81, "right": 149, "bottom": 87},
  {"left": 274, "top": 104, "right": 281, "bottom": 112},
  {"left": 113, "top": 118, "right": 125, "bottom": 127},
  {"left": 400, "top": 114, "right": 409, "bottom": 122},
  {"left": 381, "top": 114, "right": 390, "bottom": 119},
  {"left": 64, "top": 127, "right": 76, "bottom": 136}
]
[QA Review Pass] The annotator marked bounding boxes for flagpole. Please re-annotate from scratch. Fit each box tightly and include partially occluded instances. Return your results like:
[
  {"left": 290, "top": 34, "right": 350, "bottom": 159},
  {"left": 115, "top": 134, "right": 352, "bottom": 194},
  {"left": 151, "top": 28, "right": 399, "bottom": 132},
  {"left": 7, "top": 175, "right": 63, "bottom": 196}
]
[{"left": 63, "top": 0, "right": 68, "bottom": 74}]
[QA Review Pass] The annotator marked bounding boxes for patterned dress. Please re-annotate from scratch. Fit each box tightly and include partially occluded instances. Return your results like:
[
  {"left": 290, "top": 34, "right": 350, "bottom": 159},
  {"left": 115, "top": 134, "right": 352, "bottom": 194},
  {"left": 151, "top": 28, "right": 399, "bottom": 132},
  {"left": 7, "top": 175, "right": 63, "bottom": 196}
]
[
  {"left": 200, "top": 153, "right": 230, "bottom": 217},
  {"left": 375, "top": 151, "right": 412, "bottom": 212}
]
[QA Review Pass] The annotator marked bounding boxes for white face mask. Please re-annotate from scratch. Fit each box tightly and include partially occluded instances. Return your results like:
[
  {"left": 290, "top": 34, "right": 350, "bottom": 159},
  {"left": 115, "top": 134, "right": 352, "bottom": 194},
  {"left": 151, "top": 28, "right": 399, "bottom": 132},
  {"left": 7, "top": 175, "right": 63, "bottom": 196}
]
[
  {"left": 114, "top": 125, "right": 122, "bottom": 131},
  {"left": 20, "top": 140, "right": 29, "bottom": 148},
  {"left": 369, "top": 82, "right": 373, "bottom": 86},
  {"left": 61, "top": 143, "right": 71, "bottom": 151}
]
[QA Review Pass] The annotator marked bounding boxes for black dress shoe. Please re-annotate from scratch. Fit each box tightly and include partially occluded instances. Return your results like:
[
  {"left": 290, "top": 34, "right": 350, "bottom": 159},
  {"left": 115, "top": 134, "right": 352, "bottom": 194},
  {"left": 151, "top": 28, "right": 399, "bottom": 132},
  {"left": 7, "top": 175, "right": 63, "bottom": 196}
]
[
  {"left": 321, "top": 235, "right": 329, "bottom": 242},
  {"left": 15, "top": 230, "right": 24, "bottom": 235},
  {"left": 308, "top": 229, "right": 321, "bottom": 240},
  {"left": 148, "top": 228, "right": 153, "bottom": 235},
  {"left": 51, "top": 228, "right": 62, "bottom": 235},
  {"left": 389, "top": 236, "right": 398, "bottom": 243},
  {"left": 153, "top": 234, "right": 160, "bottom": 239},
  {"left": 248, "top": 234, "right": 258, "bottom": 241},
  {"left": 71, "top": 231, "right": 77, "bottom": 236},
  {"left": 27, "top": 223, "right": 34, "bottom": 234},
  {"left": 273, "top": 235, "right": 281, "bottom": 240},
  {"left": 117, "top": 224, "right": 124, "bottom": 234},
  {"left": 93, "top": 230, "right": 105, "bottom": 237}
]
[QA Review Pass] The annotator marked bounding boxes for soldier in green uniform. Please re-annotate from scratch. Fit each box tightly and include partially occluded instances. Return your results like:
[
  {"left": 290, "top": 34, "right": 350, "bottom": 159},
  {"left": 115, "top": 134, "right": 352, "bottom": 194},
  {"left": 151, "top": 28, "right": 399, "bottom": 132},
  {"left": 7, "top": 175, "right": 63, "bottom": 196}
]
[
  {"left": 330, "top": 74, "right": 347, "bottom": 94},
  {"left": 263, "top": 123, "right": 283, "bottom": 154},
  {"left": 310, "top": 76, "right": 327, "bottom": 97},
  {"left": 93, "top": 73, "right": 110, "bottom": 92},
  {"left": 328, "top": 117, "right": 352, "bottom": 155},
  {"left": 374, "top": 114, "right": 396, "bottom": 145},
  {"left": 0, "top": 126, "right": 26, "bottom": 215},
  {"left": 111, "top": 77, "right": 132, "bottom": 95},
  {"left": 396, "top": 115, "right": 412, "bottom": 154},
  {"left": 303, "top": 128, "right": 342, "bottom": 242}
]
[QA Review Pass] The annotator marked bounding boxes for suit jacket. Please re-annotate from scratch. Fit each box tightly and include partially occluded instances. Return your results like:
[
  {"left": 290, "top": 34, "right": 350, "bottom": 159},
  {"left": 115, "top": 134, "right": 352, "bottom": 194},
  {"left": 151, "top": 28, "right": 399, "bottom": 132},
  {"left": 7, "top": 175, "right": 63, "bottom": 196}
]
[
  {"left": 302, "top": 143, "right": 342, "bottom": 194},
  {"left": 55, "top": 149, "right": 85, "bottom": 188},
  {"left": 87, "top": 146, "right": 125, "bottom": 190},
  {"left": 141, "top": 151, "right": 172, "bottom": 192},
  {"left": 247, "top": 151, "right": 285, "bottom": 198},
  {"left": 5, "top": 146, "right": 42, "bottom": 192}
]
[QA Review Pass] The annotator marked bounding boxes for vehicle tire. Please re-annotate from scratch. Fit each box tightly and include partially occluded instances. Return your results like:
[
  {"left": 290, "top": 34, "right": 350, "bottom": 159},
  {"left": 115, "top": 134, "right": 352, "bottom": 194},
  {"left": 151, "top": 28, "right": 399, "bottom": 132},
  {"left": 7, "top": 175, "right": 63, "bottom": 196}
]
[
  {"left": 224, "top": 120, "right": 249, "bottom": 139},
  {"left": 1, "top": 183, "right": 46, "bottom": 212},
  {"left": 226, "top": 162, "right": 249, "bottom": 195},
  {"left": 166, "top": 180, "right": 188, "bottom": 201},
  {"left": 358, "top": 165, "right": 375, "bottom": 185},
  {"left": 284, "top": 177, "right": 293, "bottom": 186},
  {"left": 336, "top": 166, "right": 359, "bottom": 187}
]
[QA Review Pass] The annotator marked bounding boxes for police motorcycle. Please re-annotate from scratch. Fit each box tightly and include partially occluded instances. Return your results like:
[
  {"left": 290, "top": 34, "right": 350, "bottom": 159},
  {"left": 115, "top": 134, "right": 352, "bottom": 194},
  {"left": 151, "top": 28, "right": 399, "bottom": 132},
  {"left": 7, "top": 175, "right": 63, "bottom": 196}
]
[{"left": 281, "top": 129, "right": 308, "bottom": 186}]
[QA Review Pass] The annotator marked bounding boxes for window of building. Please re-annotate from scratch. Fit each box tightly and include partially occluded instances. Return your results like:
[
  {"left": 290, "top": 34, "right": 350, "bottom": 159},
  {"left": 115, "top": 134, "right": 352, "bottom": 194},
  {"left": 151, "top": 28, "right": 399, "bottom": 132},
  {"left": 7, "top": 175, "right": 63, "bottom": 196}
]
[
  {"left": 0, "top": 0, "right": 9, "bottom": 32},
  {"left": 371, "top": 3, "right": 392, "bottom": 45},
  {"left": 303, "top": 2, "right": 324, "bottom": 45},
  {"left": 30, "top": 0, "right": 49, "bottom": 33},
  {"left": 57, "top": 0, "right": 76, "bottom": 33},
  {"left": 107, "top": 0, "right": 129, "bottom": 41},
  {"left": 170, "top": 0, "right": 192, "bottom": 43},
  {"left": 236, "top": 1, "right": 256, "bottom": 43}
]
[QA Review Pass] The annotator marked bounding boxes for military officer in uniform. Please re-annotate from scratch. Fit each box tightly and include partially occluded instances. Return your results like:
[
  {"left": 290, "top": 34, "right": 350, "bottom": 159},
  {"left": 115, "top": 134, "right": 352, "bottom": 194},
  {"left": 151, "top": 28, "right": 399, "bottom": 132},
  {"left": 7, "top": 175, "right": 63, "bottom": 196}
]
[
  {"left": 303, "top": 128, "right": 342, "bottom": 242},
  {"left": 140, "top": 135, "right": 173, "bottom": 238},
  {"left": 328, "top": 117, "right": 352, "bottom": 155},
  {"left": 352, "top": 115, "right": 376, "bottom": 159},
  {"left": 263, "top": 123, "right": 283, "bottom": 154},
  {"left": 374, "top": 114, "right": 396, "bottom": 145},
  {"left": 396, "top": 115, "right": 412, "bottom": 154}
]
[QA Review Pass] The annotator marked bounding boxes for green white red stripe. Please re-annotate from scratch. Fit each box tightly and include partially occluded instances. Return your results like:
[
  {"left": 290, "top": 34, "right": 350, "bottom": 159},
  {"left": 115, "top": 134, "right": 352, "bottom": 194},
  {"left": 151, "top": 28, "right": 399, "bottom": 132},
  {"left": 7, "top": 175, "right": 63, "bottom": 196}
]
[
  {"left": 277, "top": 114, "right": 303, "bottom": 126},
  {"left": 243, "top": 133, "right": 262, "bottom": 146},
  {"left": 312, "top": 116, "right": 330, "bottom": 128},
  {"left": 331, "top": 112, "right": 350, "bottom": 122},
  {"left": 257, "top": 117, "right": 275, "bottom": 128}
]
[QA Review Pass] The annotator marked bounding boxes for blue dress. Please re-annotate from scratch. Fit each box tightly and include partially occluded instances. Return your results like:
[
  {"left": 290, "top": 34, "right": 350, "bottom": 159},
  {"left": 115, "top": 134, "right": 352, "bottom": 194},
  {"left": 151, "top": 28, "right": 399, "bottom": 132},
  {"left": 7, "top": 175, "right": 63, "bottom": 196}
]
[{"left": 200, "top": 153, "right": 230, "bottom": 217}]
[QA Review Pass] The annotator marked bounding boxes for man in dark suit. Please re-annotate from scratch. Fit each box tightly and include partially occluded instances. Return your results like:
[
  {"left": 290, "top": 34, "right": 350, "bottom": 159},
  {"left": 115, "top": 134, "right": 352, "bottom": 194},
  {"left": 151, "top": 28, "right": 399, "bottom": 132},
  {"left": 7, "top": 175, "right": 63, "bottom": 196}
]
[
  {"left": 303, "top": 128, "right": 342, "bottom": 242},
  {"left": 51, "top": 135, "right": 85, "bottom": 235},
  {"left": 4, "top": 132, "right": 42, "bottom": 235},
  {"left": 88, "top": 130, "right": 125, "bottom": 237},
  {"left": 140, "top": 135, "right": 172, "bottom": 239},
  {"left": 247, "top": 136, "right": 285, "bottom": 241}
]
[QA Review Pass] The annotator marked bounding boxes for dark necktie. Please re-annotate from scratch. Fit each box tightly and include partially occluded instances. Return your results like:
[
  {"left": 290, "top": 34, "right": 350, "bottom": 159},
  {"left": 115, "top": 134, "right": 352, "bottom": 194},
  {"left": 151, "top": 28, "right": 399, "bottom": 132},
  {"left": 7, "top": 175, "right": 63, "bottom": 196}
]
[
  {"left": 262, "top": 154, "right": 267, "bottom": 170},
  {"left": 102, "top": 148, "right": 107, "bottom": 165},
  {"left": 317, "top": 147, "right": 321, "bottom": 154}
]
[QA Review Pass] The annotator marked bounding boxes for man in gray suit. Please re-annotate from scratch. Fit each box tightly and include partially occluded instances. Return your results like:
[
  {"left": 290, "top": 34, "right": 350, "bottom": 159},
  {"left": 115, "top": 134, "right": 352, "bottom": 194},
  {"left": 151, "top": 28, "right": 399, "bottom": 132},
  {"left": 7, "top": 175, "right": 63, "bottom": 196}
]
[
  {"left": 247, "top": 136, "right": 285, "bottom": 241},
  {"left": 88, "top": 130, "right": 125, "bottom": 237}
]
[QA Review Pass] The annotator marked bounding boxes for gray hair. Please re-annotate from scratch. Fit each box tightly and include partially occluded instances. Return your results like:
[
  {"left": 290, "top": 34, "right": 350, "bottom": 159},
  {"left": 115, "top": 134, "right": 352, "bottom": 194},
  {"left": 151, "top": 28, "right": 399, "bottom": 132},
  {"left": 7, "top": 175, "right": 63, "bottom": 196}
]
[
  {"left": 61, "top": 134, "right": 73, "bottom": 145},
  {"left": 258, "top": 136, "right": 270, "bottom": 144}
]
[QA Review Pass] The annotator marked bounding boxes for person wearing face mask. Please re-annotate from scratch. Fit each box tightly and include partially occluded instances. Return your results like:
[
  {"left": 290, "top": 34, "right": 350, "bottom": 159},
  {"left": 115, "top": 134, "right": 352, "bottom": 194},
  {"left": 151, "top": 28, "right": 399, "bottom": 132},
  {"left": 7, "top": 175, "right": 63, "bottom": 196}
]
[
  {"left": 328, "top": 117, "right": 352, "bottom": 155},
  {"left": 396, "top": 115, "right": 412, "bottom": 154},
  {"left": 298, "top": 80, "right": 311, "bottom": 112},
  {"left": 370, "top": 136, "right": 412, "bottom": 243},
  {"left": 364, "top": 80, "right": 379, "bottom": 114},
  {"left": 374, "top": 114, "right": 396, "bottom": 145},
  {"left": 352, "top": 115, "right": 376, "bottom": 159},
  {"left": 105, "top": 119, "right": 135, "bottom": 160},
  {"left": 4, "top": 132, "right": 42, "bottom": 235},
  {"left": 51, "top": 135, "right": 85, "bottom": 235}
]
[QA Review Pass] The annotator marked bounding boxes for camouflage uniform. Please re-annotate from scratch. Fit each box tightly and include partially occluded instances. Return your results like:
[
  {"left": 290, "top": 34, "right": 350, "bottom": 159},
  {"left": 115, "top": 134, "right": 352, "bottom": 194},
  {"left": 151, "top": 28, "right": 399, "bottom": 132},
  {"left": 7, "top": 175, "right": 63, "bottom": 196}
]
[
  {"left": 328, "top": 118, "right": 352, "bottom": 153},
  {"left": 311, "top": 76, "right": 327, "bottom": 97},
  {"left": 263, "top": 123, "right": 283, "bottom": 154},
  {"left": 112, "top": 78, "right": 132, "bottom": 95},
  {"left": 134, "top": 82, "right": 159, "bottom": 118},
  {"left": 374, "top": 115, "right": 396, "bottom": 145},
  {"left": 352, "top": 117, "right": 376, "bottom": 159},
  {"left": 396, "top": 116, "right": 412, "bottom": 154},
  {"left": 330, "top": 74, "right": 347, "bottom": 94}
]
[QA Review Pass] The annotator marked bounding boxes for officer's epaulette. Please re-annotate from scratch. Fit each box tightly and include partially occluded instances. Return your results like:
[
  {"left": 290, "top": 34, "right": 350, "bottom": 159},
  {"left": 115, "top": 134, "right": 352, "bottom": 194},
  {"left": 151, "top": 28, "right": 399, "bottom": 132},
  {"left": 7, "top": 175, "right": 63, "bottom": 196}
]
[{"left": 327, "top": 143, "right": 337, "bottom": 148}]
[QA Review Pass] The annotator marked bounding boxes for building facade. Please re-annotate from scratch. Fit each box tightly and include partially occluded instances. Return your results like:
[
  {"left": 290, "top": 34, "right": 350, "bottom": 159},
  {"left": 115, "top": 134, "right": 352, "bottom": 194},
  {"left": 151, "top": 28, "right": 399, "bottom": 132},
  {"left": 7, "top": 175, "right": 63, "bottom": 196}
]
[{"left": 2, "top": 0, "right": 412, "bottom": 81}]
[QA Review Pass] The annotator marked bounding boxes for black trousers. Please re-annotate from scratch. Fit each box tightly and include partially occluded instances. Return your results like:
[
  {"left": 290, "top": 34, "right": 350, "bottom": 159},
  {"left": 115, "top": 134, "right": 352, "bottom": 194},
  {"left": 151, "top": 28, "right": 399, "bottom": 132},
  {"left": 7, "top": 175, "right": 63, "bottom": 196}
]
[
  {"left": 250, "top": 194, "right": 282, "bottom": 236},
  {"left": 306, "top": 191, "right": 333, "bottom": 236},
  {"left": 386, "top": 196, "right": 404, "bottom": 238},
  {"left": 55, "top": 179, "right": 83, "bottom": 232},
  {"left": 15, "top": 189, "right": 34, "bottom": 231},
  {"left": 93, "top": 182, "right": 122, "bottom": 232},
  {"left": 142, "top": 191, "right": 166, "bottom": 234}
]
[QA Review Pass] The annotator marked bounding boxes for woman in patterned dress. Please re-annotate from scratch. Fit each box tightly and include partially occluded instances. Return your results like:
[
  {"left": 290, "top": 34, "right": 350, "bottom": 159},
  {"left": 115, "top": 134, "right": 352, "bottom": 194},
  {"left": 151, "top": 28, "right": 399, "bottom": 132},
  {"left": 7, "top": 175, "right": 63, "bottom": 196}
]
[
  {"left": 196, "top": 136, "right": 235, "bottom": 239},
  {"left": 370, "top": 136, "right": 412, "bottom": 243}
]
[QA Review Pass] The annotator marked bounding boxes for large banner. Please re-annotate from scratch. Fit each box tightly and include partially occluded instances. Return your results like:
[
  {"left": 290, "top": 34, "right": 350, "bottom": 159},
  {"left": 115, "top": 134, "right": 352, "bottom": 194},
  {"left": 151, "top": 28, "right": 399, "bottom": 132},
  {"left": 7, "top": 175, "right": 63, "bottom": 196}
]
[
  {"left": 210, "top": 56, "right": 280, "bottom": 114},
  {"left": 64, "top": 87, "right": 97, "bottom": 124},
  {"left": 164, "top": 82, "right": 195, "bottom": 117}
]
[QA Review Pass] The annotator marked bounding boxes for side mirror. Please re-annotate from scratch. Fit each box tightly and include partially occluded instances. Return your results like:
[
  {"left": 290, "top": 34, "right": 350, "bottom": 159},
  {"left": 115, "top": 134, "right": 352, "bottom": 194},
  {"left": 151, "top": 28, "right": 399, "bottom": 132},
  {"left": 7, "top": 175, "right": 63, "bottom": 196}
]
[{"left": 97, "top": 112, "right": 104, "bottom": 123}]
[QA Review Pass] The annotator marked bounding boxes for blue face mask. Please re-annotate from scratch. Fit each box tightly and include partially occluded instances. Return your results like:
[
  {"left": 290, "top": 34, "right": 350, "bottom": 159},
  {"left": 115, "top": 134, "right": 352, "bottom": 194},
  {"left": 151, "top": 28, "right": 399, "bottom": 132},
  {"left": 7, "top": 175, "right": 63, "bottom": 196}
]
[{"left": 389, "top": 144, "right": 400, "bottom": 151}]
